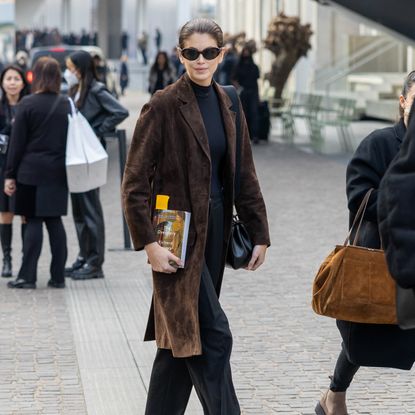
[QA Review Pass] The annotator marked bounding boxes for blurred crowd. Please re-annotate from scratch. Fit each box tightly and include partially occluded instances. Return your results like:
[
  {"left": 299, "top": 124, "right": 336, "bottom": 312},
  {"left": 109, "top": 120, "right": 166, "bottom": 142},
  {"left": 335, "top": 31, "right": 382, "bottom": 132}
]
[
  {"left": 15, "top": 29, "right": 99, "bottom": 52},
  {"left": 0, "top": 51, "right": 128, "bottom": 289}
]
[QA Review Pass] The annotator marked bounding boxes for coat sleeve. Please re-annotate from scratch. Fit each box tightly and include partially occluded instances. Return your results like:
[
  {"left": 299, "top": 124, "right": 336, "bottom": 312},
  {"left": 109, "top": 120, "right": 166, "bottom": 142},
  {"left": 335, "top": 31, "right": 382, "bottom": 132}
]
[
  {"left": 94, "top": 87, "right": 129, "bottom": 135},
  {"left": 235, "top": 101, "right": 270, "bottom": 246},
  {"left": 121, "top": 100, "right": 162, "bottom": 251},
  {"left": 378, "top": 112, "right": 415, "bottom": 288},
  {"left": 4, "top": 101, "right": 29, "bottom": 180},
  {"left": 346, "top": 132, "right": 390, "bottom": 223}
]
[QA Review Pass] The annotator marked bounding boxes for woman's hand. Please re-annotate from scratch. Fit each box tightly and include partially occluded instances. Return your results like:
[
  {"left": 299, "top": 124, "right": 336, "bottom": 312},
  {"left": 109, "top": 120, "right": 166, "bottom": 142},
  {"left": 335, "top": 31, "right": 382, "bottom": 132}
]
[
  {"left": 245, "top": 245, "right": 267, "bottom": 271},
  {"left": 4, "top": 179, "right": 16, "bottom": 196},
  {"left": 145, "top": 242, "right": 183, "bottom": 274}
]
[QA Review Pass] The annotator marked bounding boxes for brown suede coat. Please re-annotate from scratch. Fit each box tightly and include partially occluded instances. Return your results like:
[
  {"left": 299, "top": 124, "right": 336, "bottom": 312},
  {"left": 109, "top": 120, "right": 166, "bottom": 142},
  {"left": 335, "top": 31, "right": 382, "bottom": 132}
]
[{"left": 122, "top": 74, "right": 270, "bottom": 357}]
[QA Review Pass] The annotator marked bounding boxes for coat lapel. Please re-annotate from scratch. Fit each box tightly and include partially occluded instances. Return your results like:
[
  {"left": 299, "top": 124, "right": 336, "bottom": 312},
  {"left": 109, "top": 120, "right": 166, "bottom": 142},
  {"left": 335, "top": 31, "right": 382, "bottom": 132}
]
[
  {"left": 177, "top": 76, "right": 211, "bottom": 161},
  {"left": 176, "top": 75, "right": 237, "bottom": 191}
]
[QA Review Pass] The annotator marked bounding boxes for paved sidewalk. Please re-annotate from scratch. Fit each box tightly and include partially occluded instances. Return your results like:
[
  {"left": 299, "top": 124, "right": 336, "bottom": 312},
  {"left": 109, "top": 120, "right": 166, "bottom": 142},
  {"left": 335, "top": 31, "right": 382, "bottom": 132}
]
[{"left": 0, "top": 90, "right": 414, "bottom": 414}]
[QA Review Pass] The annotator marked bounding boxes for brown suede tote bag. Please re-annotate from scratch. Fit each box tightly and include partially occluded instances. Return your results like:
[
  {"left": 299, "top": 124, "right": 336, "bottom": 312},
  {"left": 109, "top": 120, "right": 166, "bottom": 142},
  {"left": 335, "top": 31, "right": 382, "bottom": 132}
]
[{"left": 312, "top": 189, "right": 397, "bottom": 324}]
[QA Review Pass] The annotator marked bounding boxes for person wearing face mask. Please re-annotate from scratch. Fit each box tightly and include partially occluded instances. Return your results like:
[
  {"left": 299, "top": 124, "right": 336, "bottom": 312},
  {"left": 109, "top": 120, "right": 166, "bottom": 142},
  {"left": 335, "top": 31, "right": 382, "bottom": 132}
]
[
  {"left": 63, "top": 67, "right": 79, "bottom": 90},
  {"left": 232, "top": 46, "right": 260, "bottom": 144},
  {"left": 315, "top": 71, "right": 415, "bottom": 415},
  {"left": 64, "top": 50, "right": 128, "bottom": 280},
  {"left": 0, "top": 65, "right": 30, "bottom": 278},
  {"left": 14, "top": 51, "right": 29, "bottom": 75}
]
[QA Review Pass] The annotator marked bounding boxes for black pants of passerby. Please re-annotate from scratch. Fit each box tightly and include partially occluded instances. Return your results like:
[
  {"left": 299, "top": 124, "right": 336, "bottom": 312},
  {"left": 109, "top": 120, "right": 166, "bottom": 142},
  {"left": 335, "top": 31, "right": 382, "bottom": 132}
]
[
  {"left": 329, "top": 348, "right": 360, "bottom": 392},
  {"left": 145, "top": 195, "right": 240, "bottom": 415},
  {"left": 71, "top": 189, "right": 105, "bottom": 268},
  {"left": 18, "top": 217, "right": 67, "bottom": 283},
  {"left": 240, "top": 89, "right": 259, "bottom": 140}
]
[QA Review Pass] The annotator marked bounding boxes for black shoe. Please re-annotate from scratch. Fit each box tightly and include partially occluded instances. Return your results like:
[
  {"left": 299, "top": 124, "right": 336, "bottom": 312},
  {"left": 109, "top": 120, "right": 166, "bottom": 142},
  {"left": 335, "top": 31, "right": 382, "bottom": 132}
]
[
  {"left": 71, "top": 264, "right": 104, "bottom": 280},
  {"left": 7, "top": 278, "right": 36, "bottom": 289},
  {"left": 47, "top": 279, "right": 65, "bottom": 288},
  {"left": 65, "top": 258, "right": 85, "bottom": 277}
]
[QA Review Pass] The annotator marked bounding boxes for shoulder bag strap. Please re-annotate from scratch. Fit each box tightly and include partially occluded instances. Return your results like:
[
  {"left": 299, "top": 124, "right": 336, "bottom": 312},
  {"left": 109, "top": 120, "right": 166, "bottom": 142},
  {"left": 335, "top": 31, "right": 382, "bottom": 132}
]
[
  {"left": 222, "top": 85, "right": 241, "bottom": 200},
  {"left": 344, "top": 188, "right": 374, "bottom": 246}
]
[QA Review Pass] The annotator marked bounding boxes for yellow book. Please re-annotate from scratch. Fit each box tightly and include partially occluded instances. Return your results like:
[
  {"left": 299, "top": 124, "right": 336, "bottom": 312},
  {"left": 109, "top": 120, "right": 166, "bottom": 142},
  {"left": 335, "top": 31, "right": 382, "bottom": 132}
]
[{"left": 153, "top": 195, "right": 191, "bottom": 268}]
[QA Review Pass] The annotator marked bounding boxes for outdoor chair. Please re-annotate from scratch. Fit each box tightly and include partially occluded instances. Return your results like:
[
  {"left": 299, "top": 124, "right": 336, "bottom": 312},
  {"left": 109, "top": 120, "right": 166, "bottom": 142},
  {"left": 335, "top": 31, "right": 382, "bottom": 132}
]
[
  {"left": 278, "top": 93, "right": 323, "bottom": 142},
  {"left": 310, "top": 96, "right": 357, "bottom": 152}
]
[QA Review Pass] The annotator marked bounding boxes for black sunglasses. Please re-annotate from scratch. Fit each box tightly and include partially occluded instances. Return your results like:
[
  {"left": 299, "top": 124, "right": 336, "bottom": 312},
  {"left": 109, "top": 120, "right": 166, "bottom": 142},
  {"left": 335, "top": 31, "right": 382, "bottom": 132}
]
[{"left": 179, "top": 47, "right": 222, "bottom": 61}]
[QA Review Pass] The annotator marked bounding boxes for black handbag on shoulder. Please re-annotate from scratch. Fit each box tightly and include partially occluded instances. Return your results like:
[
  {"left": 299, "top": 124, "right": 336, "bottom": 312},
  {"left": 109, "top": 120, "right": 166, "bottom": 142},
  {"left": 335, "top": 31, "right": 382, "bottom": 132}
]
[{"left": 222, "top": 85, "right": 253, "bottom": 269}]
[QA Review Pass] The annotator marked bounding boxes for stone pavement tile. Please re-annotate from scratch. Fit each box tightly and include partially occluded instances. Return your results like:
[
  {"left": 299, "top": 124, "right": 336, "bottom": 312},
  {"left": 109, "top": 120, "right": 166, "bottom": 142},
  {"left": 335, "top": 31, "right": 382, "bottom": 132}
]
[{"left": 0, "top": 283, "right": 87, "bottom": 414}]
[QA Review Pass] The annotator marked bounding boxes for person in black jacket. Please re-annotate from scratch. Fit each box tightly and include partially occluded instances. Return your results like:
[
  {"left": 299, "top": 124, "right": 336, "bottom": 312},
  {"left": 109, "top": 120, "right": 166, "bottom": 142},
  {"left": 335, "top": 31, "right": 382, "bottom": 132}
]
[
  {"left": 5, "top": 57, "right": 69, "bottom": 289},
  {"left": 148, "top": 51, "right": 175, "bottom": 95},
  {"left": 64, "top": 50, "right": 129, "bottom": 280},
  {"left": 232, "top": 46, "right": 260, "bottom": 143},
  {"left": 315, "top": 71, "right": 415, "bottom": 415},
  {"left": 0, "top": 65, "right": 29, "bottom": 278}
]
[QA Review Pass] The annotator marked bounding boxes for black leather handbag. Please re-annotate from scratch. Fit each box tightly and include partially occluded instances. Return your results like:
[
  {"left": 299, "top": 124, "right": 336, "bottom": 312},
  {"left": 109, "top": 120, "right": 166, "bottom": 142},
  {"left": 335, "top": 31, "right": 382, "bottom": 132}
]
[
  {"left": 222, "top": 86, "right": 253, "bottom": 269},
  {"left": 227, "top": 214, "right": 253, "bottom": 269}
]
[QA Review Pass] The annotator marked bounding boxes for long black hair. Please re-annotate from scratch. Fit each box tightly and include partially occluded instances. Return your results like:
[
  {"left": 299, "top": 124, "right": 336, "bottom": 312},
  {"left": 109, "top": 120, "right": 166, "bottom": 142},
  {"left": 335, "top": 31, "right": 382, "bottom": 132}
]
[
  {"left": 67, "top": 50, "right": 98, "bottom": 108},
  {"left": 150, "top": 51, "right": 171, "bottom": 73},
  {"left": 0, "top": 64, "right": 30, "bottom": 107}
]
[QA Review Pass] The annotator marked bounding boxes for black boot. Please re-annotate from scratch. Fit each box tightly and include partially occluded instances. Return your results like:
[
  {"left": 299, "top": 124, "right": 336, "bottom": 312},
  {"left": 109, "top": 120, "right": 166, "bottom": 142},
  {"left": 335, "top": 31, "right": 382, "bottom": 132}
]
[{"left": 0, "top": 224, "right": 12, "bottom": 278}]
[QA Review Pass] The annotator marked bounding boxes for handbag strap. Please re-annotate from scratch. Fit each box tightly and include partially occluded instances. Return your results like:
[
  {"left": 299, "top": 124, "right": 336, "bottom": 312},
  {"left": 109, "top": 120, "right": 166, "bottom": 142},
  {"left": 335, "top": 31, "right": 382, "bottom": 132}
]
[
  {"left": 222, "top": 85, "right": 241, "bottom": 200},
  {"left": 67, "top": 97, "right": 77, "bottom": 117},
  {"left": 344, "top": 188, "right": 373, "bottom": 246}
]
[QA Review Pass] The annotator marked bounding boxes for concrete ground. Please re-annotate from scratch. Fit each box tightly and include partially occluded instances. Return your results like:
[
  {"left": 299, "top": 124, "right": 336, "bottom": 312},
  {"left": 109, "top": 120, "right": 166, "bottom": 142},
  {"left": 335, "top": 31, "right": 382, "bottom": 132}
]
[{"left": 0, "top": 88, "right": 413, "bottom": 415}]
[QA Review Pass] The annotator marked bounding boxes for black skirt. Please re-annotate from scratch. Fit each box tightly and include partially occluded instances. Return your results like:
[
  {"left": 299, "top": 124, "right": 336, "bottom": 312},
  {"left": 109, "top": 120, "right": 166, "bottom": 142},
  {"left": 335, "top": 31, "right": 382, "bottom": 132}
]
[
  {"left": 14, "top": 182, "right": 68, "bottom": 218},
  {"left": 337, "top": 319, "right": 415, "bottom": 370}
]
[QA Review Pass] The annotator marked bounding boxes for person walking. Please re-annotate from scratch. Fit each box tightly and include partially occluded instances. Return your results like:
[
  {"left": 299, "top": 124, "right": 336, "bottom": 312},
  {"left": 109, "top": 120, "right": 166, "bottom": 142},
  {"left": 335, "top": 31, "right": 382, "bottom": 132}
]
[
  {"left": 148, "top": 51, "right": 175, "bottom": 95},
  {"left": 232, "top": 46, "right": 260, "bottom": 143},
  {"left": 119, "top": 55, "right": 129, "bottom": 96},
  {"left": 137, "top": 31, "right": 149, "bottom": 65},
  {"left": 315, "top": 71, "right": 415, "bottom": 415},
  {"left": 5, "top": 57, "right": 69, "bottom": 289},
  {"left": 122, "top": 18, "right": 270, "bottom": 414},
  {"left": 155, "top": 28, "right": 162, "bottom": 51},
  {"left": 0, "top": 65, "right": 30, "bottom": 278},
  {"left": 64, "top": 50, "right": 128, "bottom": 280}
]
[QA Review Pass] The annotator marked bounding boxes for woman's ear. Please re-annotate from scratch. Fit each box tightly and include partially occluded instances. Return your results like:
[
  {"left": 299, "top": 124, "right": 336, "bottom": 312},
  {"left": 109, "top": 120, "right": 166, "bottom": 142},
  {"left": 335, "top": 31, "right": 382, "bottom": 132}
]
[{"left": 399, "top": 95, "right": 406, "bottom": 111}]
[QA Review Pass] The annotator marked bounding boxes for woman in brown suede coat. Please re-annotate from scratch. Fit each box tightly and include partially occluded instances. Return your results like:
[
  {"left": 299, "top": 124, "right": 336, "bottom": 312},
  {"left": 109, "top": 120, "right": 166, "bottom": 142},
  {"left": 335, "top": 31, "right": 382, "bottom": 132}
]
[{"left": 122, "top": 18, "right": 270, "bottom": 415}]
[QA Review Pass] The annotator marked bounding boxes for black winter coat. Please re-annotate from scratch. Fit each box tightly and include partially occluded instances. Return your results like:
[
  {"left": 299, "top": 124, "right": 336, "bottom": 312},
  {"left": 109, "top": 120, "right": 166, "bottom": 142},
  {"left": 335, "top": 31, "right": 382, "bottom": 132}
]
[
  {"left": 5, "top": 93, "right": 69, "bottom": 187},
  {"left": 379, "top": 105, "right": 415, "bottom": 289},
  {"left": 338, "top": 118, "right": 415, "bottom": 370},
  {"left": 76, "top": 80, "right": 129, "bottom": 137}
]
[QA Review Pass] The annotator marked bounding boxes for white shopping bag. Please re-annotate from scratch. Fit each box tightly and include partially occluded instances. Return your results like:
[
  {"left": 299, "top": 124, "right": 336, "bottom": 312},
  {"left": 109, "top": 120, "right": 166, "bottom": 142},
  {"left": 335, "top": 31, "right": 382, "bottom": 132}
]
[{"left": 66, "top": 98, "right": 108, "bottom": 193}]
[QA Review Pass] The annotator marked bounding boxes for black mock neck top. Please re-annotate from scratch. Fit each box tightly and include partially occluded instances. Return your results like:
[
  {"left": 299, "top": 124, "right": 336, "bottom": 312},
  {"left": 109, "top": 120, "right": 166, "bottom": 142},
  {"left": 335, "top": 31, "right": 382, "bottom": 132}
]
[{"left": 190, "top": 80, "right": 227, "bottom": 196}]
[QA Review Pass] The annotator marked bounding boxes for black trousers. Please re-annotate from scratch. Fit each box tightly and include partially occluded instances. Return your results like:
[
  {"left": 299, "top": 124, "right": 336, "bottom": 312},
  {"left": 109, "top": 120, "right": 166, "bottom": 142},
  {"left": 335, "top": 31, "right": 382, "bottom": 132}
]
[
  {"left": 71, "top": 188, "right": 105, "bottom": 267},
  {"left": 145, "top": 196, "right": 240, "bottom": 415},
  {"left": 18, "top": 217, "right": 67, "bottom": 283},
  {"left": 330, "top": 348, "right": 360, "bottom": 392}
]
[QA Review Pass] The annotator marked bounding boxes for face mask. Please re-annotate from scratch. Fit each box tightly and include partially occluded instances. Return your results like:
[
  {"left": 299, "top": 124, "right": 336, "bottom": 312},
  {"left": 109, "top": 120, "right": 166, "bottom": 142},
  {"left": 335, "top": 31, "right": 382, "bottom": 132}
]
[{"left": 64, "top": 68, "right": 79, "bottom": 88}]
